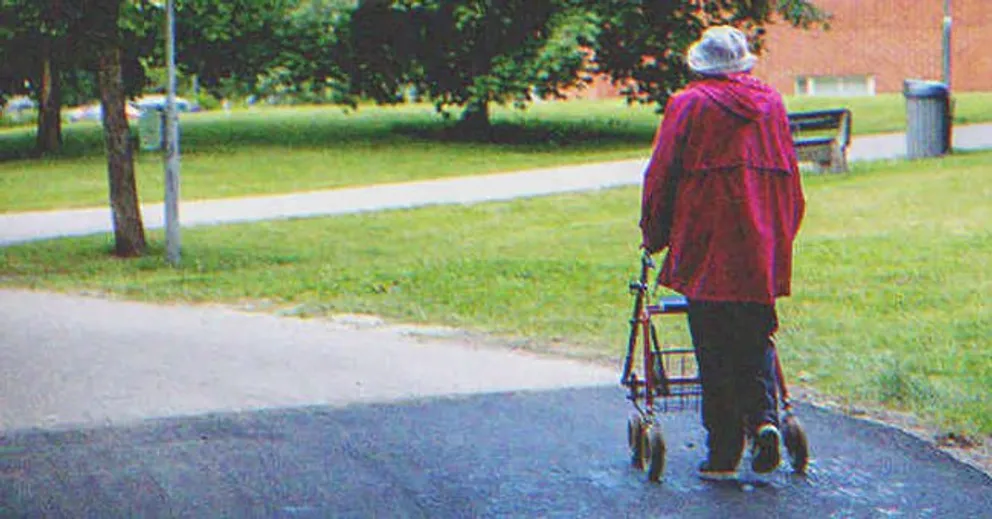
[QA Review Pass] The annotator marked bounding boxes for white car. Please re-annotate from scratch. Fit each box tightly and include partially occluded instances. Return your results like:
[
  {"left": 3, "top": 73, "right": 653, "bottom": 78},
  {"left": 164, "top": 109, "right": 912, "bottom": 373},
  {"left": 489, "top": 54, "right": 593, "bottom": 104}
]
[
  {"left": 5, "top": 96, "right": 36, "bottom": 112},
  {"left": 67, "top": 103, "right": 143, "bottom": 122},
  {"left": 133, "top": 95, "right": 199, "bottom": 113}
]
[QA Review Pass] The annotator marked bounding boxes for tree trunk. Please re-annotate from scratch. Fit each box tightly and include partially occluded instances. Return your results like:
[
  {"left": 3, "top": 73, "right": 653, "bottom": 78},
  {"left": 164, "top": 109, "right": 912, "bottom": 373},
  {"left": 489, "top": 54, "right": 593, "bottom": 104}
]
[
  {"left": 97, "top": 45, "right": 146, "bottom": 257},
  {"left": 35, "top": 41, "right": 63, "bottom": 156},
  {"left": 458, "top": 99, "right": 491, "bottom": 137}
]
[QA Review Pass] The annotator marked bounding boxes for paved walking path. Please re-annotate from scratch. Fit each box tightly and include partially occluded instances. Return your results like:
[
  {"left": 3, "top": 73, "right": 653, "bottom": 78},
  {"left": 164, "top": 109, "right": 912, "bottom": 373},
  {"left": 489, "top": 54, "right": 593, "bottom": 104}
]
[
  {"left": 1, "top": 124, "right": 990, "bottom": 246},
  {"left": 0, "top": 290, "right": 616, "bottom": 431},
  {"left": 3, "top": 125, "right": 992, "bottom": 515},
  {"left": 2, "top": 289, "right": 989, "bottom": 517}
]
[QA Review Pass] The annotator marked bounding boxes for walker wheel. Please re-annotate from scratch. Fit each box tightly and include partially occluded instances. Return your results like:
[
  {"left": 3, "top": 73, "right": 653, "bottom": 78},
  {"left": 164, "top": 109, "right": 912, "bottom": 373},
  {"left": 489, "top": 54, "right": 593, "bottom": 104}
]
[
  {"left": 627, "top": 414, "right": 639, "bottom": 450},
  {"left": 647, "top": 428, "right": 666, "bottom": 483},
  {"left": 628, "top": 415, "right": 650, "bottom": 470},
  {"left": 783, "top": 413, "right": 810, "bottom": 473}
]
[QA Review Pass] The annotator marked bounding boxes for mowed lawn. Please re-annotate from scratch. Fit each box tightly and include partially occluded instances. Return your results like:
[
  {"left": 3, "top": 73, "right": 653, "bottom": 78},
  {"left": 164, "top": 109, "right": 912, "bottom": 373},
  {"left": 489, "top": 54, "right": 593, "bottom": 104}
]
[
  {"left": 2, "top": 92, "right": 992, "bottom": 213},
  {"left": 0, "top": 105, "right": 647, "bottom": 213},
  {"left": 2, "top": 150, "right": 989, "bottom": 438}
]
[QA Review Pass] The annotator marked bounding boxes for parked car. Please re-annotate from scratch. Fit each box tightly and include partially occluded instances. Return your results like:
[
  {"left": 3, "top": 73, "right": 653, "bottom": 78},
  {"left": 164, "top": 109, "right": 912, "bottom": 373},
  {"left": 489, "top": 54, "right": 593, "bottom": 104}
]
[
  {"left": 67, "top": 102, "right": 143, "bottom": 122},
  {"left": 2, "top": 96, "right": 37, "bottom": 122},
  {"left": 5, "top": 96, "right": 36, "bottom": 112},
  {"left": 133, "top": 95, "right": 200, "bottom": 113}
]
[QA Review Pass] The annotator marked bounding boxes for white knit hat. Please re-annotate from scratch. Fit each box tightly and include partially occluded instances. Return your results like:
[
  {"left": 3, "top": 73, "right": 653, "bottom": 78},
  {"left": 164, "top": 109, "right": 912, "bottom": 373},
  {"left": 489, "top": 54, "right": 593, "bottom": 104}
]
[{"left": 686, "top": 26, "right": 757, "bottom": 75}]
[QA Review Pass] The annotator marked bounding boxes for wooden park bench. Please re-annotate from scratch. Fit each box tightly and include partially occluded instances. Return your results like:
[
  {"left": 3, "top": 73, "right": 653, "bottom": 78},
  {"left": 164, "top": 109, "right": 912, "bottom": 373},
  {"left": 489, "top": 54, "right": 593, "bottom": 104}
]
[{"left": 787, "top": 108, "right": 852, "bottom": 173}]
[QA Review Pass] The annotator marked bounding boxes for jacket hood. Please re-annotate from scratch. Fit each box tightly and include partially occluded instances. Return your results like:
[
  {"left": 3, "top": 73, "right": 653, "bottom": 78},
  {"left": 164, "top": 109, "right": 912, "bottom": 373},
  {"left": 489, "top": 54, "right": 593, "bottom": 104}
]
[{"left": 694, "top": 73, "right": 776, "bottom": 122}]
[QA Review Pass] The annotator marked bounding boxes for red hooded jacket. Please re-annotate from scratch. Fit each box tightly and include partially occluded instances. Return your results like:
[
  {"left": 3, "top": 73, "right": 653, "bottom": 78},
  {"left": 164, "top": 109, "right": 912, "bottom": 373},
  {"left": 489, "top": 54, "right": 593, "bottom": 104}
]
[{"left": 640, "top": 73, "right": 805, "bottom": 304}]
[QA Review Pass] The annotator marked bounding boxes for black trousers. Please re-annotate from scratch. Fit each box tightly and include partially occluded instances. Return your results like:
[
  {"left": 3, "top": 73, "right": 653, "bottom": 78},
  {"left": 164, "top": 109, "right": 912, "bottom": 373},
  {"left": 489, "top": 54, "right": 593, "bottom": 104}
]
[{"left": 687, "top": 300, "right": 779, "bottom": 464}]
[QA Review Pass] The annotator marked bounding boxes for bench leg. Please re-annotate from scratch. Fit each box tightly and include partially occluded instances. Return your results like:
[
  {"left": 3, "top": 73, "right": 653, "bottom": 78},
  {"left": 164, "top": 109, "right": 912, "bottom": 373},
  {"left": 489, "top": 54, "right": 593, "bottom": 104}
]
[{"left": 830, "top": 145, "right": 848, "bottom": 173}]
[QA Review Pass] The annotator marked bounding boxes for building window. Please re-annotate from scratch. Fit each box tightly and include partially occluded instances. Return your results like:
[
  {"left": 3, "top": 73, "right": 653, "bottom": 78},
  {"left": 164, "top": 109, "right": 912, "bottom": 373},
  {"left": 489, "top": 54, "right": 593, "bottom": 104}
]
[{"left": 795, "top": 75, "right": 876, "bottom": 96}]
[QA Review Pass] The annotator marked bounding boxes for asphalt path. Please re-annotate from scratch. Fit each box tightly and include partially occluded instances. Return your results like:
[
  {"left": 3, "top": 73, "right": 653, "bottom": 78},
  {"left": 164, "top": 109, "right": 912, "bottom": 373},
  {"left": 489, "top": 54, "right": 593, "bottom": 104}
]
[{"left": 1, "top": 290, "right": 990, "bottom": 518}]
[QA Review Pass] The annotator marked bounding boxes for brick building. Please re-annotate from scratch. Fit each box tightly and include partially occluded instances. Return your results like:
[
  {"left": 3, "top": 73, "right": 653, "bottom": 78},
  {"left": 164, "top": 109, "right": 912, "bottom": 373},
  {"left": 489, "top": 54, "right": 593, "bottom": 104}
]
[
  {"left": 567, "top": 1, "right": 990, "bottom": 100},
  {"left": 753, "top": 0, "right": 991, "bottom": 95}
]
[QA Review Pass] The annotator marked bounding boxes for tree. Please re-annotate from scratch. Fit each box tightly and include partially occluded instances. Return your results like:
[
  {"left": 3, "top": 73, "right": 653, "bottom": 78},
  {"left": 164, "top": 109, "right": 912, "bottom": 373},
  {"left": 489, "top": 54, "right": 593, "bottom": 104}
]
[
  {"left": 258, "top": 0, "right": 355, "bottom": 104},
  {"left": 0, "top": 0, "right": 294, "bottom": 156},
  {"left": 323, "top": 0, "right": 827, "bottom": 132},
  {"left": 0, "top": 0, "right": 154, "bottom": 156},
  {"left": 35, "top": 4, "right": 64, "bottom": 155},
  {"left": 333, "top": 0, "right": 597, "bottom": 134},
  {"left": 2, "top": 0, "right": 306, "bottom": 257},
  {"left": 581, "top": 0, "right": 829, "bottom": 109},
  {"left": 81, "top": 0, "right": 298, "bottom": 258},
  {"left": 85, "top": 0, "right": 148, "bottom": 257},
  {"left": 170, "top": 0, "right": 298, "bottom": 96},
  {"left": 0, "top": 0, "right": 74, "bottom": 155}
]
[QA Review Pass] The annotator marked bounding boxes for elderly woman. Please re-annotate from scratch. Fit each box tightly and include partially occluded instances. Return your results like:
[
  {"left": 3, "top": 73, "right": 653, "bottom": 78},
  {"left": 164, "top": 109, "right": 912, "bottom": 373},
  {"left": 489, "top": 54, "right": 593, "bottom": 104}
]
[{"left": 639, "top": 26, "right": 806, "bottom": 481}]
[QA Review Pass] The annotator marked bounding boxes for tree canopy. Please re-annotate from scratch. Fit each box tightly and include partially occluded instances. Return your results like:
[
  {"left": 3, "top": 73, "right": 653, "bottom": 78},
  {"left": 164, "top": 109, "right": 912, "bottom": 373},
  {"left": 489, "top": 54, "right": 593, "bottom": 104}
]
[
  {"left": 325, "top": 0, "right": 828, "bottom": 131},
  {"left": 2, "top": 0, "right": 830, "bottom": 141},
  {"left": 1, "top": 0, "right": 828, "bottom": 259},
  {"left": 332, "top": 0, "right": 599, "bottom": 130},
  {"left": 0, "top": 0, "right": 305, "bottom": 154},
  {"left": 0, "top": 0, "right": 157, "bottom": 153},
  {"left": 583, "top": 0, "right": 828, "bottom": 108}
]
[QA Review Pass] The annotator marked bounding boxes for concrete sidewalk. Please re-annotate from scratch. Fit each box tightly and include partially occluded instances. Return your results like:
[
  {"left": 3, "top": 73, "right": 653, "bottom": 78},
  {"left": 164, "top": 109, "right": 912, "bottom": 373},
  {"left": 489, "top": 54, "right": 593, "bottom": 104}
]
[
  {"left": 2, "top": 124, "right": 990, "bottom": 246},
  {"left": 0, "top": 289, "right": 616, "bottom": 431}
]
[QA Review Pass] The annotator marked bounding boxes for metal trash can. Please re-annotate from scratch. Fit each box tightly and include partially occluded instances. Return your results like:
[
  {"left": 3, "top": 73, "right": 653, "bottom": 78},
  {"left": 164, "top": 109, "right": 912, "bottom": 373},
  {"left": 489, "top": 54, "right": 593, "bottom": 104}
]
[
  {"left": 138, "top": 109, "right": 165, "bottom": 152},
  {"left": 904, "top": 79, "right": 950, "bottom": 159}
]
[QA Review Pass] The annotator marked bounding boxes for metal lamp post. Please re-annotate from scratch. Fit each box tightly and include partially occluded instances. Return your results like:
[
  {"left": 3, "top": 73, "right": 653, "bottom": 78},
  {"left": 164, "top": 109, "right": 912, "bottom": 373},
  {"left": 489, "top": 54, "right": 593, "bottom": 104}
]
[
  {"left": 164, "top": 0, "right": 181, "bottom": 266},
  {"left": 942, "top": 0, "right": 952, "bottom": 88},
  {"left": 942, "top": 0, "right": 954, "bottom": 155}
]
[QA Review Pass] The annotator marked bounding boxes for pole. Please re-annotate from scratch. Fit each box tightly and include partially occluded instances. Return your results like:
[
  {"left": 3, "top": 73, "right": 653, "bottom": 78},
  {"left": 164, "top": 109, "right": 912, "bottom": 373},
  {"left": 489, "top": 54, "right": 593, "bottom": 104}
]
[
  {"left": 942, "top": 0, "right": 952, "bottom": 88},
  {"left": 942, "top": 0, "right": 954, "bottom": 154},
  {"left": 165, "top": 0, "right": 181, "bottom": 266}
]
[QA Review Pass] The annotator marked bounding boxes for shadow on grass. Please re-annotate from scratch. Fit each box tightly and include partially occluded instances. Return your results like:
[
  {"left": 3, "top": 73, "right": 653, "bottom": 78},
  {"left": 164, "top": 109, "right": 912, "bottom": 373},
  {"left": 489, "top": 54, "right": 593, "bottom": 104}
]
[
  {"left": 0, "top": 126, "right": 108, "bottom": 161},
  {"left": 0, "top": 114, "right": 655, "bottom": 162},
  {"left": 389, "top": 119, "right": 651, "bottom": 148}
]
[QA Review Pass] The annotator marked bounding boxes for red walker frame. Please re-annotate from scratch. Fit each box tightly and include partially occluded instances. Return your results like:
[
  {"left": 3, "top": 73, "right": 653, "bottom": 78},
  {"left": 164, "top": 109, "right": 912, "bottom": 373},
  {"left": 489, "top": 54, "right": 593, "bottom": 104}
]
[{"left": 620, "top": 252, "right": 809, "bottom": 482}]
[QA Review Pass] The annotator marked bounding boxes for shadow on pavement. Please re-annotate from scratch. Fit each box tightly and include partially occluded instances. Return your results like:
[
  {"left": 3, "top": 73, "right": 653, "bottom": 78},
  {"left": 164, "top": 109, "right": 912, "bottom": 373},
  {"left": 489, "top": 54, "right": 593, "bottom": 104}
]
[{"left": 2, "top": 386, "right": 989, "bottom": 518}]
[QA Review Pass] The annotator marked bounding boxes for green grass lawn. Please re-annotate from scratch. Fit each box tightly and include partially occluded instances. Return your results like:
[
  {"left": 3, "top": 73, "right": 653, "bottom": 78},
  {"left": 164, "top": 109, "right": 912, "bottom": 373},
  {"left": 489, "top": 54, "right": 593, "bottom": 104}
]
[
  {"left": 0, "top": 104, "right": 648, "bottom": 213},
  {"left": 2, "top": 150, "right": 990, "bottom": 438},
  {"left": 2, "top": 92, "right": 992, "bottom": 213}
]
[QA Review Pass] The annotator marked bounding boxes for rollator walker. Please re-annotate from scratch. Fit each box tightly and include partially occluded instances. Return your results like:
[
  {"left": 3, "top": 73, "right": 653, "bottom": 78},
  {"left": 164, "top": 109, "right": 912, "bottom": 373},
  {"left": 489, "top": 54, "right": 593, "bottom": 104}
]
[{"left": 620, "top": 252, "right": 810, "bottom": 482}]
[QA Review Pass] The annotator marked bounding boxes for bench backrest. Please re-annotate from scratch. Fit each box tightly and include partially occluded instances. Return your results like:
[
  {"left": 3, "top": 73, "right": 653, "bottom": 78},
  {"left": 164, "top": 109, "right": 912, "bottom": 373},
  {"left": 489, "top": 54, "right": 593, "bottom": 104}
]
[{"left": 787, "top": 108, "right": 852, "bottom": 147}]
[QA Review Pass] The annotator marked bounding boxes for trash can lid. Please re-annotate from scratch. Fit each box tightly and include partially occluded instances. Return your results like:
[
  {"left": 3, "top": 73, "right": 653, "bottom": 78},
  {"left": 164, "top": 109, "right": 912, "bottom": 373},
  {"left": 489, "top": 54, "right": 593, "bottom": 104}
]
[{"left": 904, "top": 79, "right": 948, "bottom": 98}]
